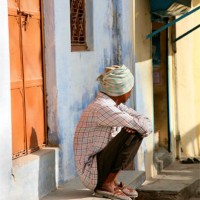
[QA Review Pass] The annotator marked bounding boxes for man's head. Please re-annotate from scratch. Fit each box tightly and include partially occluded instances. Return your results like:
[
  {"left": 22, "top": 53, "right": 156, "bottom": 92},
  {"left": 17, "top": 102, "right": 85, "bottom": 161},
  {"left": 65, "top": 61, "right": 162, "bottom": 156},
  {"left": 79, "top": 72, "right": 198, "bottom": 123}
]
[{"left": 97, "top": 65, "right": 134, "bottom": 104}]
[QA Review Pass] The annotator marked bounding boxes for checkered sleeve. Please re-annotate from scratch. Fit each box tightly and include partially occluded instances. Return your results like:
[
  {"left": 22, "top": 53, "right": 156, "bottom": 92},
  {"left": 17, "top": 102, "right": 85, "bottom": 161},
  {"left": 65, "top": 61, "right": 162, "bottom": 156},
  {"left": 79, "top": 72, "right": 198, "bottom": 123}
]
[
  {"left": 96, "top": 104, "right": 151, "bottom": 134},
  {"left": 119, "top": 103, "right": 152, "bottom": 134}
]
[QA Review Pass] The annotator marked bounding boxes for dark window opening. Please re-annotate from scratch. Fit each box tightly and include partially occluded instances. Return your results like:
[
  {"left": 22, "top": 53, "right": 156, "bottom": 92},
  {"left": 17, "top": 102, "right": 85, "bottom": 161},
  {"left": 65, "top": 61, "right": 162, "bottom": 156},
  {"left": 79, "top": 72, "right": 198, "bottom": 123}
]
[{"left": 70, "top": 0, "right": 87, "bottom": 51}]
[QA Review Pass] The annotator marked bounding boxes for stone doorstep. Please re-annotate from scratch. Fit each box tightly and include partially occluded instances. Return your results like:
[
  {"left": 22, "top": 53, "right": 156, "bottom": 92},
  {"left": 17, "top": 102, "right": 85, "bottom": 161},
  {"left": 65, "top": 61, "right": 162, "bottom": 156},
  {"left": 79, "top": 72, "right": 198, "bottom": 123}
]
[
  {"left": 66, "top": 170, "right": 146, "bottom": 190},
  {"left": 137, "top": 162, "right": 200, "bottom": 200},
  {"left": 137, "top": 180, "right": 200, "bottom": 200},
  {"left": 154, "top": 147, "right": 173, "bottom": 173},
  {"left": 10, "top": 148, "right": 59, "bottom": 200},
  {"left": 41, "top": 170, "right": 146, "bottom": 200},
  {"left": 60, "top": 170, "right": 146, "bottom": 190},
  {"left": 118, "top": 170, "right": 146, "bottom": 189}
]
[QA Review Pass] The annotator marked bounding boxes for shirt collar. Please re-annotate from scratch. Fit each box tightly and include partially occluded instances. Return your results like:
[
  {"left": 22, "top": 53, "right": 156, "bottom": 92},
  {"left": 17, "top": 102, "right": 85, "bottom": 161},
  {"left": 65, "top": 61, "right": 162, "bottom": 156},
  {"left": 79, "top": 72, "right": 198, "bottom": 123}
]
[{"left": 97, "top": 92, "right": 117, "bottom": 106}]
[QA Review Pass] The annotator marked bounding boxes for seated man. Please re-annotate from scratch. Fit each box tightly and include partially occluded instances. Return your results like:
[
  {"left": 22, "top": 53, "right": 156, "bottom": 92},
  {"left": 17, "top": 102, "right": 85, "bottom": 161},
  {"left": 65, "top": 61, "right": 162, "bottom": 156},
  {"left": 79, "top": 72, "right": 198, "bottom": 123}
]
[{"left": 74, "top": 65, "right": 152, "bottom": 200}]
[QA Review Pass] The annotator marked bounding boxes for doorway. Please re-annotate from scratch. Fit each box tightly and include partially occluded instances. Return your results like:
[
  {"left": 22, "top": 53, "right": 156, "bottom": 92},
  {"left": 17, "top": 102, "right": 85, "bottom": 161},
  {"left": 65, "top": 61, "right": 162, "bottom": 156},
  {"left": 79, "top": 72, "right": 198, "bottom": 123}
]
[
  {"left": 152, "top": 22, "right": 170, "bottom": 151},
  {"left": 8, "top": 0, "right": 46, "bottom": 159}
]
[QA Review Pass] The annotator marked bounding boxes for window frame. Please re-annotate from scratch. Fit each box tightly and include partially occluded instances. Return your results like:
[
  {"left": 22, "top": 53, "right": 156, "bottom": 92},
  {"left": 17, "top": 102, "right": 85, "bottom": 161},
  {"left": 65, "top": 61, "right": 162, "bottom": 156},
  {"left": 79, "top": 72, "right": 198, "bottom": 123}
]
[{"left": 70, "top": 0, "right": 88, "bottom": 51}]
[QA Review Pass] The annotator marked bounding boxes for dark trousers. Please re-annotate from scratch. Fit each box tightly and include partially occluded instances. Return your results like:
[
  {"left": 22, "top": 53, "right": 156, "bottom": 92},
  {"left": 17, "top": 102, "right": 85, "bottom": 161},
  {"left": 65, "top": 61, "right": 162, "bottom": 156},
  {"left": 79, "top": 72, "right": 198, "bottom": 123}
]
[{"left": 96, "top": 128, "right": 143, "bottom": 189}]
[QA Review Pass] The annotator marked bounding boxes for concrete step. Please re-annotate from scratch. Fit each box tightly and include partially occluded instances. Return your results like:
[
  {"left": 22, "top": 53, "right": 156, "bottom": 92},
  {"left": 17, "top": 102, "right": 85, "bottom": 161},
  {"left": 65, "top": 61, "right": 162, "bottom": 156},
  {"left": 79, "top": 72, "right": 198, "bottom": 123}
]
[
  {"left": 137, "top": 161, "right": 200, "bottom": 200},
  {"left": 41, "top": 170, "right": 145, "bottom": 200},
  {"left": 154, "top": 147, "right": 173, "bottom": 173}
]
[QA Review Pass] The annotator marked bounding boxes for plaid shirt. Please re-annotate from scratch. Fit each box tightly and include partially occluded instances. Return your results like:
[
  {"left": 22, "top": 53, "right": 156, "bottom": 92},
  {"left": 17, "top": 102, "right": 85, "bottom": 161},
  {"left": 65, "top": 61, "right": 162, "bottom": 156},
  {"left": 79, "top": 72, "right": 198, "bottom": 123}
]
[{"left": 74, "top": 92, "right": 152, "bottom": 190}]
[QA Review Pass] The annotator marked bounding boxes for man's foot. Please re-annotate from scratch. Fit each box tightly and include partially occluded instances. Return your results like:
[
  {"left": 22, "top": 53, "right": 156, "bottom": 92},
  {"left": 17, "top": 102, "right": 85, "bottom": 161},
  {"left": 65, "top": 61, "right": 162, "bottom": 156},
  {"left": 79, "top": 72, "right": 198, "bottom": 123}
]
[
  {"left": 115, "top": 181, "right": 138, "bottom": 198},
  {"left": 95, "top": 187, "right": 132, "bottom": 200}
]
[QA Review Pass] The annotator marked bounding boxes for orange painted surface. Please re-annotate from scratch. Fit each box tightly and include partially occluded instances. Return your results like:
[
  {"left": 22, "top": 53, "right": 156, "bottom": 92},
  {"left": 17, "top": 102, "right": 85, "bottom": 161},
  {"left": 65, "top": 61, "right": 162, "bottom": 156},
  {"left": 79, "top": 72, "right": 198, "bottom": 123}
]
[{"left": 8, "top": 0, "right": 45, "bottom": 158}]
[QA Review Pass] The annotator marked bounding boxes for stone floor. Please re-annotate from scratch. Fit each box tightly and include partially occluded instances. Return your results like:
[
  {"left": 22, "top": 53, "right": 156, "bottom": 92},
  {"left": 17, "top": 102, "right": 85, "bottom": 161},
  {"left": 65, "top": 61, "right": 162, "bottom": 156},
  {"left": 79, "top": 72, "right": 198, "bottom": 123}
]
[
  {"left": 41, "top": 161, "right": 200, "bottom": 200},
  {"left": 137, "top": 161, "right": 200, "bottom": 200},
  {"left": 42, "top": 171, "right": 145, "bottom": 200}
]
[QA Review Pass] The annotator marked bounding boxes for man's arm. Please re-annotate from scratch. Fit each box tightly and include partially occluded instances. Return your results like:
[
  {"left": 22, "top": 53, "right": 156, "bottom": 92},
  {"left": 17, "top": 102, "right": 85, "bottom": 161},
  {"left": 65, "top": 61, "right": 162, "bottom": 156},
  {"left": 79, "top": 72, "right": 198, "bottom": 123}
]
[
  {"left": 96, "top": 104, "right": 152, "bottom": 134},
  {"left": 118, "top": 103, "right": 152, "bottom": 135}
]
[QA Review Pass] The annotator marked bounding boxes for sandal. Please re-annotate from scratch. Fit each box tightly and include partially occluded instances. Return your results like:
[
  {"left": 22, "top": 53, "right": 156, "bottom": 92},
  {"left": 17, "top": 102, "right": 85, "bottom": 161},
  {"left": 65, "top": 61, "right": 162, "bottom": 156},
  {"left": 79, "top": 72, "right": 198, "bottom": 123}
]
[
  {"left": 193, "top": 157, "right": 200, "bottom": 163},
  {"left": 180, "top": 158, "right": 194, "bottom": 164},
  {"left": 95, "top": 187, "right": 132, "bottom": 200},
  {"left": 115, "top": 182, "right": 138, "bottom": 198}
]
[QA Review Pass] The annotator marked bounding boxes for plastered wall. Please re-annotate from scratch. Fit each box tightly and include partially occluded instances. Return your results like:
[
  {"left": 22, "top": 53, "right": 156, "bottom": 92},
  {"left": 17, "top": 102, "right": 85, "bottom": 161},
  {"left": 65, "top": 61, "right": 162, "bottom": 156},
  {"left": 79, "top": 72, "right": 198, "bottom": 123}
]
[
  {"left": 0, "top": 0, "right": 13, "bottom": 199},
  {"left": 134, "top": 0, "right": 155, "bottom": 178},
  {"left": 176, "top": 5, "right": 200, "bottom": 156},
  {"left": 43, "top": 0, "right": 135, "bottom": 183}
]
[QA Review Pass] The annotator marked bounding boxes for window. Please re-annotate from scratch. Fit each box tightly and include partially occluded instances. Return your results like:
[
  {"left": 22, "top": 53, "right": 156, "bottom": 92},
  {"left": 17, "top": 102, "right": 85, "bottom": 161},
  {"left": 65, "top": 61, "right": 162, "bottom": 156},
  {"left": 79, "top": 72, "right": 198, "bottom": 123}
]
[{"left": 70, "top": 0, "right": 87, "bottom": 51}]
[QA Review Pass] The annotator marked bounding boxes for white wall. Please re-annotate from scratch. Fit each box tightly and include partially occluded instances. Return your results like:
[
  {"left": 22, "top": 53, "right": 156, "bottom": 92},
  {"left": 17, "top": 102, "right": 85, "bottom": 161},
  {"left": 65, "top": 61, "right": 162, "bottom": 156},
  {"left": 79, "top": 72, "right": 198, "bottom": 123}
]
[{"left": 0, "top": 0, "right": 12, "bottom": 199}]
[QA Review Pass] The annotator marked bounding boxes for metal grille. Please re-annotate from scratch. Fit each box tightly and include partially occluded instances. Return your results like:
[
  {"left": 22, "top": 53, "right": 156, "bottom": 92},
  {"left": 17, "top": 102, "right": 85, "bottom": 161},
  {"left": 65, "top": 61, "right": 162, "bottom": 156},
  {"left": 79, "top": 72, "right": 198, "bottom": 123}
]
[{"left": 70, "top": 0, "right": 87, "bottom": 51}]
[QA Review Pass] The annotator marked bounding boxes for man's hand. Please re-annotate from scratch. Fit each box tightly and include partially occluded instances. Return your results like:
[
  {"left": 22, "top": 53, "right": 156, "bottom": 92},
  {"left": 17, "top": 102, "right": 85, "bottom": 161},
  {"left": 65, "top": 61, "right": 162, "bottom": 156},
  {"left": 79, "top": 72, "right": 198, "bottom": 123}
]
[
  {"left": 124, "top": 127, "right": 149, "bottom": 138},
  {"left": 124, "top": 127, "right": 137, "bottom": 134}
]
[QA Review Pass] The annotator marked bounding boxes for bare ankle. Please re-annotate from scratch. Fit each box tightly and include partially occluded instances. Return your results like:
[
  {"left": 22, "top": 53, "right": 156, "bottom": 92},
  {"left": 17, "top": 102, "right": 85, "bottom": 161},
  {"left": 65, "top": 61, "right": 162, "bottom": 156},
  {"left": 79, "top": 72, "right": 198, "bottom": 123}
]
[
  {"left": 100, "top": 172, "right": 120, "bottom": 193},
  {"left": 101, "top": 182, "right": 115, "bottom": 193}
]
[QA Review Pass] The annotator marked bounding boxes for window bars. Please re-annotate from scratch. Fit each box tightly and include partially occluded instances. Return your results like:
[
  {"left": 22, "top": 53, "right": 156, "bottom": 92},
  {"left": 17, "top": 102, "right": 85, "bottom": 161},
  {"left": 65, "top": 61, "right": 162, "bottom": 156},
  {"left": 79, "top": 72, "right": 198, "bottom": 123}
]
[{"left": 70, "top": 0, "right": 87, "bottom": 51}]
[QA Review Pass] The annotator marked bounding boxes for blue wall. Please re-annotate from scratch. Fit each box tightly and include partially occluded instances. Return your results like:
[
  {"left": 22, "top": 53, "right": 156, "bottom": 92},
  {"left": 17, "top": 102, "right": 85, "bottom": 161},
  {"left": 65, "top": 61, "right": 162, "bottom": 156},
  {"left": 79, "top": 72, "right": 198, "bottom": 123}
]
[{"left": 44, "top": 0, "right": 134, "bottom": 183}]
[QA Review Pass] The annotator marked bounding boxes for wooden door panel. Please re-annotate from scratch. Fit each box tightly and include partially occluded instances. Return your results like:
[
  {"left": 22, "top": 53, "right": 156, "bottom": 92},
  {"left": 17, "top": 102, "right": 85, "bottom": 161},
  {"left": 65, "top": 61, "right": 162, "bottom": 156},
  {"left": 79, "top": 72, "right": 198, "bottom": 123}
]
[
  {"left": 9, "top": 0, "right": 45, "bottom": 158},
  {"left": 8, "top": 0, "right": 19, "bottom": 15},
  {"left": 9, "top": 16, "right": 22, "bottom": 83},
  {"left": 25, "top": 87, "right": 45, "bottom": 152},
  {"left": 8, "top": 14, "right": 26, "bottom": 157},
  {"left": 21, "top": 9, "right": 45, "bottom": 152},
  {"left": 11, "top": 90, "right": 26, "bottom": 157},
  {"left": 22, "top": 17, "right": 42, "bottom": 80},
  {"left": 20, "top": 0, "right": 40, "bottom": 17}
]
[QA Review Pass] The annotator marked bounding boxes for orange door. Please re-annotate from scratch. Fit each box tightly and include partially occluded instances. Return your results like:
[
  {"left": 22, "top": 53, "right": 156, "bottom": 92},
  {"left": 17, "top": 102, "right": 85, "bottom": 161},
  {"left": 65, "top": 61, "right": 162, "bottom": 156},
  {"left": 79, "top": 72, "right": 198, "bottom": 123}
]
[{"left": 8, "top": 0, "right": 46, "bottom": 159}]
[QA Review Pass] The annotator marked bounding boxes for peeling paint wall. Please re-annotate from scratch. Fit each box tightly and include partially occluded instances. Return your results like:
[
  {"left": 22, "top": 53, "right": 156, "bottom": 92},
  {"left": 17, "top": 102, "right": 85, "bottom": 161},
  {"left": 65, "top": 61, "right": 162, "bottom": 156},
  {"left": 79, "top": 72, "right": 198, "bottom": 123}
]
[{"left": 43, "top": 0, "right": 135, "bottom": 183}]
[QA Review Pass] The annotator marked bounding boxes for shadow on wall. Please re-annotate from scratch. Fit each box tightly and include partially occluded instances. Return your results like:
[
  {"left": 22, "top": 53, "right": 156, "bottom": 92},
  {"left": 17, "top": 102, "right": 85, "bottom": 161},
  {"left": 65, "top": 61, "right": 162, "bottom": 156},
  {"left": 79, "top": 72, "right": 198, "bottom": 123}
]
[
  {"left": 180, "top": 124, "right": 200, "bottom": 156},
  {"left": 30, "top": 127, "right": 39, "bottom": 151}
]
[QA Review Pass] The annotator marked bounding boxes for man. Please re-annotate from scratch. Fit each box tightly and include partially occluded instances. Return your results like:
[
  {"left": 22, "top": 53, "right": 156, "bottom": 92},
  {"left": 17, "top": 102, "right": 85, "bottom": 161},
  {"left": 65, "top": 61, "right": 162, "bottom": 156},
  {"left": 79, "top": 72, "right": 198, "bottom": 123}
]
[{"left": 74, "top": 65, "right": 152, "bottom": 200}]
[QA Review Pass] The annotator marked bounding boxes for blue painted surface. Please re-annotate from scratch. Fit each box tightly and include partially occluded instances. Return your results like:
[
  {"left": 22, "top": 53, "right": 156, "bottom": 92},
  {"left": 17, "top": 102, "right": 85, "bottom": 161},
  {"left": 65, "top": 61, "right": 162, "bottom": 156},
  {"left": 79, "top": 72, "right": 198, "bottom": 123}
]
[
  {"left": 43, "top": 0, "right": 136, "bottom": 184},
  {"left": 150, "top": 0, "right": 174, "bottom": 12},
  {"left": 147, "top": 6, "right": 200, "bottom": 39},
  {"left": 150, "top": 0, "right": 192, "bottom": 12}
]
